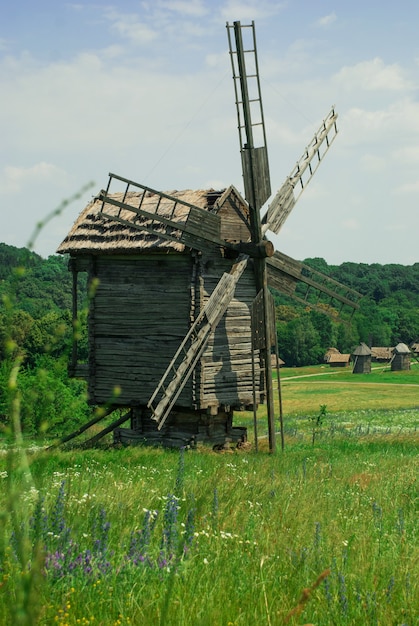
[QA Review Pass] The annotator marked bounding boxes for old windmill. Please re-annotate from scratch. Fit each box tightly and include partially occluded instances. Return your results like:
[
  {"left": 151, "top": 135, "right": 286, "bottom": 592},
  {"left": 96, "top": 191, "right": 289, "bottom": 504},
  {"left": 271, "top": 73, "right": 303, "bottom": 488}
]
[{"left": 56, "top": 21, "right": 361, "bottom": 451}]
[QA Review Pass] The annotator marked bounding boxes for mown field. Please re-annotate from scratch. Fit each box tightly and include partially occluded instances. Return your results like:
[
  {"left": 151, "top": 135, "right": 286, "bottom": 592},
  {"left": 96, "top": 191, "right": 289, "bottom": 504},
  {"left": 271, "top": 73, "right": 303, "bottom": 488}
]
[{"left": 1, "top": 362, "right": 419, "bottom": 625}]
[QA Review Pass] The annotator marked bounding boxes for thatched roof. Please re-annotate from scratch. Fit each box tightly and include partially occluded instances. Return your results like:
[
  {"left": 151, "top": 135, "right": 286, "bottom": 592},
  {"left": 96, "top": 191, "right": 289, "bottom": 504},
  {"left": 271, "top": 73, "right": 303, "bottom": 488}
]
[
  {"left": 393, "top": 342, "right": 411, "bottom": 354},
  {"left": 57, "top": 187, "right": 231, "bottom": 255},
  {"left": 324, "top": 347, "right": 340, "bottom": 362},
  {"left": 271, "top": 354, "right": 285, "bottom": 367},
  {"left": 328, "top": 353, "right": 351, "bottom": 364},
  {"left": 352, "top": 342, "right": 371, "bottom": 356},
  {"left": 370, "top": 346, "right": 393, "bottom": 361}
]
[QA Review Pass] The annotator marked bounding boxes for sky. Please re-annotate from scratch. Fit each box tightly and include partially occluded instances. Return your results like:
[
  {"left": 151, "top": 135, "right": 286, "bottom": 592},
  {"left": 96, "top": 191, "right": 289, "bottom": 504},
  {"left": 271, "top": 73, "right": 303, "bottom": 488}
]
[{"left": 2, "top": 0, "right": 419, "bottom": 266}]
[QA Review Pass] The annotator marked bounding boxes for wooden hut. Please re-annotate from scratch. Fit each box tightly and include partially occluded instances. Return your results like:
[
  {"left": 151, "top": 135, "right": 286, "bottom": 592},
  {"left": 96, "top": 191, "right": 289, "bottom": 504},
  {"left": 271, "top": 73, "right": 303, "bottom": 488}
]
[
  {"left": 57, "top": 186, "right": 261, "bottom": 448},
  {"left": 324, "top": 347, "right": 340, "bottom": 363},
  {"left": 371, "top": 346, "right": 392, "bottom": 362},
  {"left": 327, "top": 352, "right": 351, "bottom": 367},
  {"left": 271, "top": 354, "right": 285, "bottom": 368},
  {"left": 391, "top": 343, "right": 411, "bottom": 371},
  {"left": 352, "top": 342, "right": 371, "bottom": 374}
]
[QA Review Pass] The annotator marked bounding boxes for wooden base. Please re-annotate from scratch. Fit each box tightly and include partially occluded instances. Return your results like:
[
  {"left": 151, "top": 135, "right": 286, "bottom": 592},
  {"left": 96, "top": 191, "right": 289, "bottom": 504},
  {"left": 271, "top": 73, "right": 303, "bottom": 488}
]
[{"left": 113, "top": 407, "right": 247, "bottom": 449}]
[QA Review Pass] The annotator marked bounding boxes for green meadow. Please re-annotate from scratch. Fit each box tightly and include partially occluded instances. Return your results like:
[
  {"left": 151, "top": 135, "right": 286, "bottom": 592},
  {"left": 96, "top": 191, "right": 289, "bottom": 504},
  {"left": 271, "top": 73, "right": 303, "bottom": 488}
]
[{"left": 1, "top": 362, "right": 419, "bottom": 625}]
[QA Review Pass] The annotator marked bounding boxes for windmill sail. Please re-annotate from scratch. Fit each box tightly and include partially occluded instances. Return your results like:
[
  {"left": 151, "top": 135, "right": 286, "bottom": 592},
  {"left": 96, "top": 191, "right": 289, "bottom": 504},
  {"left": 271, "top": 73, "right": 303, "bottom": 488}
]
[
  {"left": 267, "top": 250, "right": 361, "bottom": 316},
  {"left": 227, "top": 21, "right": 271, "bottom": 214},
  {"left": 99, "top": 173, "right": 225, "bottom": 253},
  {"left": 147, "top": 255, "right": 249, "bottom": 430},
  {"left": 262, "top": 107, "right": 338, "bottom": 234},
  {"left": 226, "top": 21, "right": 278, "bottom": 452}
]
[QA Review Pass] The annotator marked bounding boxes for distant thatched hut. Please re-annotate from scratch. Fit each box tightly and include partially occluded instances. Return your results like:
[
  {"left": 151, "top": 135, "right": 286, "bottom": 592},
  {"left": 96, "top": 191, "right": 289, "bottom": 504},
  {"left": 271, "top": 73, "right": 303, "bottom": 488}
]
[
  {"left": 271, "top": 354, "right": 285, "bottom": 368},
  {"left": 371, "top": 346, "right": 393, "bottom": 362},
  {"left": 391, "top": 343, "right": 411, "bottom": 371},
  {"left": 352, "top": 342, "right": 371, "bottom": 374},
  {"left": 327, "top": 353, "right": 351, "bottom": 367},
  {"left": 324, "top": 347, "right": 340, "bottom": 363}
]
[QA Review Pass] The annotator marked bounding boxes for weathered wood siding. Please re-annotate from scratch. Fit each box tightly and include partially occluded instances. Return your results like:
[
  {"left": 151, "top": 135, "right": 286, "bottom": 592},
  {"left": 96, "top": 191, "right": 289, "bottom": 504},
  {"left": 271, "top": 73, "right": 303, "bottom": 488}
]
[
  {"left": 352, "top": 355, "right": 371, "bottom": 374},
  {"left": 88, "top": 254, "right": 193, "bottom": 406},
  {"left": 391, "top": 353, "right": 411, "bottom": 371},
  {"left": 217, "top": 189, "right": 251, "bottom": 243},
  {"left": 197, "top": 253, "right": 263, "bottom": 410}
]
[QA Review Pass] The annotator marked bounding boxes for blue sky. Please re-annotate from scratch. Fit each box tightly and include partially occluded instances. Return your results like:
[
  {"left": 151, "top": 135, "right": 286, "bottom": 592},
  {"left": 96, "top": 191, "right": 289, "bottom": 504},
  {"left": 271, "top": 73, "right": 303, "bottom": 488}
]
[{"left": 2, "top": 0, "right": 419, "bottom": 264}]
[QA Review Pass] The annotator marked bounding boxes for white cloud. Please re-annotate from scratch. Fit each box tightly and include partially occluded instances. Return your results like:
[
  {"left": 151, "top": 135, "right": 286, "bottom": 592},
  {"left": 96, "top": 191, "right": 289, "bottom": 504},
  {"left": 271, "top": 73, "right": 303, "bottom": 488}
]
[
  {"left": 337, "top": 97, "right": 419, "bottom": 179},
  {"left": 105, "top": 10, "right": 158, "bottom": 44},
  {"left": 220, "top": 0, "right": 285, "bottom": 21},
  {"left": 334, "top": 58, "right": 412, "bottom": 92},
  {"left": 394, "top": 180, "right": 419, "bottom": 195},
  {"left": 359, "top": 154, "right": 386, "bottom": 173},
  {"left": 342, "top": 218, "right": 359, "bottom": 230},
  {"left": 205, "top": 52, "right": 225, "bottom": 68},
  {"left": 0, "top": 162, "right": 67, "bottom": 194},
  {"left": 393, "top": 145, "right": 419, "bottom": 164},
  {"left": 157, "top": 0, "right": 209, "bottom": 17},
  {"left": 315, "top": 13, "right": 337, "bottom": 28}
]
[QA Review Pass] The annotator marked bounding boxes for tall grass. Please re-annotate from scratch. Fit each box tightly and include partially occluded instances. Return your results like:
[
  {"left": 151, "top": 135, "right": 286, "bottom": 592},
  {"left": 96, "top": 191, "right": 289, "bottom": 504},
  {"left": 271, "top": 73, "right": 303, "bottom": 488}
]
[
  {"left": 1, "top": 431, "right": 419, "bottom": 624},
  {"left": 0, "top": 185, "right": 94, "bottom": 625}
]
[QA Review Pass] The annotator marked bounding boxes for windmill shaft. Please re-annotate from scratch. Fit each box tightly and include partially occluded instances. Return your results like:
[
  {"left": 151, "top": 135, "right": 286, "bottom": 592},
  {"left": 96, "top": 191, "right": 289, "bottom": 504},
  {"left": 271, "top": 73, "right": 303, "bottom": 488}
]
[
  {"left": 227, "top": 20, "right": 276, "bottom": 452},
  {"left": 232, "top": 239, "right": 274, "bottom": 258}
]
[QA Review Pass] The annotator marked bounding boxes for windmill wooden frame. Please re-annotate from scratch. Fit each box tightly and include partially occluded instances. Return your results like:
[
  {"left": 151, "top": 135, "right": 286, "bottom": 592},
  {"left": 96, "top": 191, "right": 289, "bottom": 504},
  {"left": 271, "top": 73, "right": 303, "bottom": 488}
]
[{"left": 55, "top": 21, "right": 361, "bottom": 451}]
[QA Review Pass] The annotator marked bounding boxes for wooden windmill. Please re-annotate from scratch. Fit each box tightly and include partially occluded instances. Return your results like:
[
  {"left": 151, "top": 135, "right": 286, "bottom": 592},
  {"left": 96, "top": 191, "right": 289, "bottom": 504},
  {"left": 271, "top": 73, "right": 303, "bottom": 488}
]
[{"left": 56, "top": 21, "right": 361, "bottom": 451}]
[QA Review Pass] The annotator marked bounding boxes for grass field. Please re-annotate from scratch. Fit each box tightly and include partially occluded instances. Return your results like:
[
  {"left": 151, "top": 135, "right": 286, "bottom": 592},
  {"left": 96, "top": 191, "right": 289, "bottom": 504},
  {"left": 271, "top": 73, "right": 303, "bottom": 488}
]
[{"left": 1, "top": 363, "right": 419, "bottom": 625}]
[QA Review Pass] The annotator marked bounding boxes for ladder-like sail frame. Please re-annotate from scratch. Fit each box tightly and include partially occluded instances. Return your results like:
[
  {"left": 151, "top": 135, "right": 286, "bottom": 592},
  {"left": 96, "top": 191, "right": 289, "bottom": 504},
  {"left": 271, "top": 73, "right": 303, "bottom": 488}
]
[
  {"left": 147, "top": 255, "right": 249, "bottom": 429},
  {"left": 262, "top": 107, "right": 338, "bottom": 234}
]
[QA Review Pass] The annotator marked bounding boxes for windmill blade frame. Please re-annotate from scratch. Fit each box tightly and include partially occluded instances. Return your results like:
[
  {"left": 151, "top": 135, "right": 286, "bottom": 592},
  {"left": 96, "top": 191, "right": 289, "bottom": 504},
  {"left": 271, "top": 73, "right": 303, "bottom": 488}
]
[
  {"left": 99, "top": 173, "right": 225, "bottom": 253},
  {"left": 262, "top": 107, "right": 338, "bottom": 235},
  {"left": 99, "top": 173, "right": 274, "bottom": 260},
  {"left": 227, "top": 20, "right": 277, "bottom": 452},
  {"left": 147, "top": 254, "right": 249, "bottom": 430},
  {"left": 227, "top": 21, "right": 271, "bottom": 211},
  {"left": 267, "top": 251, "right": 362, "bottom": 318}
]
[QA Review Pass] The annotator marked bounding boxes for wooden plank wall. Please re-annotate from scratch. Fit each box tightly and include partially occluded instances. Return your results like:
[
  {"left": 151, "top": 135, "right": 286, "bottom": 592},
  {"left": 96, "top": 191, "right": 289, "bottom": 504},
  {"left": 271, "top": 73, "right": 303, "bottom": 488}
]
[
  {"left": 197, "top": 252, "right": 263, "bottom": 410},
  {"left": 88, "top": 254, "right": 193, "bottom": 406}
]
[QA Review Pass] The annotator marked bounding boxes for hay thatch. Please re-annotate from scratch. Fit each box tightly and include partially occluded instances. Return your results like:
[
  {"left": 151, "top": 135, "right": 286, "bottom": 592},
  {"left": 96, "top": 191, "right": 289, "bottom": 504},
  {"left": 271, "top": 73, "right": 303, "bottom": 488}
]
[
  {"left": 57, "top": 188, "right": 226, "bottom": 255},
  {"left": 352, "top": 342, "right": 371, "bottom": 357},
  {"left": 370, "top": 346, "right": 393, "bottom": 361}
]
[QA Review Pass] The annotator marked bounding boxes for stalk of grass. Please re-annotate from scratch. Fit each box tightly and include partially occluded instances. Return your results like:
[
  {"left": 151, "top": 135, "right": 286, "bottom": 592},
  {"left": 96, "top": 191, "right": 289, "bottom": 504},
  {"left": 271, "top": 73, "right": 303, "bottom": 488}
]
[{"left": 0, "top": 185, "right": 94, "bottom": 625}]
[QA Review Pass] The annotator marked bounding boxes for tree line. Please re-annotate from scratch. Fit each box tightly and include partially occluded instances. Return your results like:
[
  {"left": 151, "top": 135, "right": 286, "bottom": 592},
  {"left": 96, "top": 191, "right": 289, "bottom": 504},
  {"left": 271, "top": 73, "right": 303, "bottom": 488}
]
[
  {"left": 275, "top": 257, "right": 419, "bottom": 366},
  {"left": 1, "top": 242, "right": 418, "bottom": 435}
]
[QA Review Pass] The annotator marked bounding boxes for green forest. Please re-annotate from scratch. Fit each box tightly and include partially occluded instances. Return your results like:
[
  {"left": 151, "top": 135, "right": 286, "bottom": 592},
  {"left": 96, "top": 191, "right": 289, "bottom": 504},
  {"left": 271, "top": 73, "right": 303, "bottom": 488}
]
[{"left": 1, "top": 241, "right": 419, "bottom": 436}]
